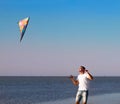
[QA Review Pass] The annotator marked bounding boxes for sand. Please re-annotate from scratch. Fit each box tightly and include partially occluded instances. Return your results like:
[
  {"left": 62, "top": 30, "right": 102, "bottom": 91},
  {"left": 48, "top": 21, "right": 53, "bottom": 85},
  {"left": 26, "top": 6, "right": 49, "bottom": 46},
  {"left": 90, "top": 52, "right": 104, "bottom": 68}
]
[{"left": 39, "top": 93, "right": 120, "bottom": 104}]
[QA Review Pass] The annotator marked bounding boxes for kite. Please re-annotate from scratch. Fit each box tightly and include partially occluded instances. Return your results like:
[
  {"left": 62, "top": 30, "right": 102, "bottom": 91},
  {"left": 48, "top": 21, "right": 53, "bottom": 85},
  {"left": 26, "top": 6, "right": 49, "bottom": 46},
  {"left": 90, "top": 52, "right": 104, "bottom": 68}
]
[{"left": 18, "top": 17, "right": 30, "bottom": 42}]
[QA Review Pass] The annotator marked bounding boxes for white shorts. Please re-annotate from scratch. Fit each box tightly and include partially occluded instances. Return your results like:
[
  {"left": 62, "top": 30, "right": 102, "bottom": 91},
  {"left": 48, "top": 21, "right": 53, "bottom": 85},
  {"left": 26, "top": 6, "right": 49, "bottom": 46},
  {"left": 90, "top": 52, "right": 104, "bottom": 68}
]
[{"left": 75, "top": 90, "right": 88, "bottom": 103}]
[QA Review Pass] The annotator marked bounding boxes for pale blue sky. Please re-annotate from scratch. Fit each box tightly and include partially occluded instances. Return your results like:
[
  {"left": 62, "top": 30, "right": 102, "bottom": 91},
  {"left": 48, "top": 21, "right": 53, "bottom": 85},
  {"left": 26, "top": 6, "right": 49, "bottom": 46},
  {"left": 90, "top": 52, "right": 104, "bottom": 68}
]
[{"left": 0, "top": 0, "right": 120, "bottom": 76}]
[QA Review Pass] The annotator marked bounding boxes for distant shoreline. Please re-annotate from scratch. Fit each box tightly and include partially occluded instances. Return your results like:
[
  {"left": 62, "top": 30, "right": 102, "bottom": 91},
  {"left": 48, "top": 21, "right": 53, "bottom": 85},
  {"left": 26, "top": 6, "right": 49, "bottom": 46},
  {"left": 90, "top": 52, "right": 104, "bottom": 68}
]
[{"left": 0, "top": 76, "right": 120, "bottom": 77}]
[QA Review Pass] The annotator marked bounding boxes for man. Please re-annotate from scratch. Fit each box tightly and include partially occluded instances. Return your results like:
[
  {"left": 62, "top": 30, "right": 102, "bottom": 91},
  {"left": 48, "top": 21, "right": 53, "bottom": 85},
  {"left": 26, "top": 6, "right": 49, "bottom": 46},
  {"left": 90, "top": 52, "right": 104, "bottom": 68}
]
[{"left": 69, "top": 66, "right": 93, "bottom": 104}]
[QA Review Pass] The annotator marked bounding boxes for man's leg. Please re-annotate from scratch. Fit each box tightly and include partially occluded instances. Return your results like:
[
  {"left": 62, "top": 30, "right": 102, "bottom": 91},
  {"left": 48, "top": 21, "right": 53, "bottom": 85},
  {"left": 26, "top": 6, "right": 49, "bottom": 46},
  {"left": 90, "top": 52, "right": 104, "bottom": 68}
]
[
  {"left": 76, "top": 101, "right": 79, "bottom": 104},
  {"left": 82, "top": 91, "right": 88, "bottom": 104},
  {"left": 75, "top": 91, "right": 82, "bottom": 104}
]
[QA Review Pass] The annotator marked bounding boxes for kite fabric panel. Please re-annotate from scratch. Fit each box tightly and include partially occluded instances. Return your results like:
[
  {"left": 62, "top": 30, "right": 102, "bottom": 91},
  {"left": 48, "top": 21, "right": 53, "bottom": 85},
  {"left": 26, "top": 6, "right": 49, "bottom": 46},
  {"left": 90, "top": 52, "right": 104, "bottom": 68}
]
[{"left": 18, "top": 17, "right": 30, "bottom": 42}]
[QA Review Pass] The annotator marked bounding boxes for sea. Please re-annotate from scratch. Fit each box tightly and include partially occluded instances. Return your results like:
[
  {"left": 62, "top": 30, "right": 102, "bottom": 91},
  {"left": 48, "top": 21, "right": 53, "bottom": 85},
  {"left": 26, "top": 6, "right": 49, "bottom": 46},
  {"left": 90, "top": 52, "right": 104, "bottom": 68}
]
[{"left": 0, "top": 76, "right": 120, "bottom": 104}]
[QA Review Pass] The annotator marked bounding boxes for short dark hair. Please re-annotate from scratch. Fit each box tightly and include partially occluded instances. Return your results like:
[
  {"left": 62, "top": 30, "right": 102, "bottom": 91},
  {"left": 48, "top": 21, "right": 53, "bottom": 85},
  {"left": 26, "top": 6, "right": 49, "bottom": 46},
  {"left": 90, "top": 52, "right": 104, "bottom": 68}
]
[{"left": 80, "top": 66, "right": 86, "bottom": 70}]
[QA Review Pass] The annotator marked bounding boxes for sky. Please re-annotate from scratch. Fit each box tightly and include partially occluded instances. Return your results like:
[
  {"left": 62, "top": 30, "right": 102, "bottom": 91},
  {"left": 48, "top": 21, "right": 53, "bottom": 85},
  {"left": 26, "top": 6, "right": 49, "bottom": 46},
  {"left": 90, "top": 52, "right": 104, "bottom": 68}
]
[{"left": 0, "top": 0, "right": 120, "bottom": 76}]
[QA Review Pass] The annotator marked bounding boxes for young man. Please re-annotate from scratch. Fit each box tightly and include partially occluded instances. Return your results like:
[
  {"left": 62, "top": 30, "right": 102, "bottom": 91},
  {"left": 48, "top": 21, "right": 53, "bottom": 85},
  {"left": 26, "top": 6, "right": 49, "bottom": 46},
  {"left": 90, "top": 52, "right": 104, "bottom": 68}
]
[{"left": 69, "top": 66, "right": 93, "bottom": 104}]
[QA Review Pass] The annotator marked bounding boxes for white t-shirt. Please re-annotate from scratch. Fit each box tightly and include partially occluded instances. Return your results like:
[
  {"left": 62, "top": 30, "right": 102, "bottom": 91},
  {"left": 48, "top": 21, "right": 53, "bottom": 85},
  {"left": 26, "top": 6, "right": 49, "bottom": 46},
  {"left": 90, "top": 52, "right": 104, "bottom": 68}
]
[{"left": 77, "top": 73, "right": 89, "bottom": 91}]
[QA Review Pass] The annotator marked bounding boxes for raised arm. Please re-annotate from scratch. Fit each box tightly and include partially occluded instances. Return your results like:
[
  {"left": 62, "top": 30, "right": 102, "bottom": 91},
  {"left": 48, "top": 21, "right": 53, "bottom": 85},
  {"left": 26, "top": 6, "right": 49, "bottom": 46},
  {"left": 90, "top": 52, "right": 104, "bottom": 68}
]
[
  {"left": 85, "top": 70, "right": 94, "bottom": 80},
  {"left": 69, "top": 75, "right": 79, "bottom": 86}
]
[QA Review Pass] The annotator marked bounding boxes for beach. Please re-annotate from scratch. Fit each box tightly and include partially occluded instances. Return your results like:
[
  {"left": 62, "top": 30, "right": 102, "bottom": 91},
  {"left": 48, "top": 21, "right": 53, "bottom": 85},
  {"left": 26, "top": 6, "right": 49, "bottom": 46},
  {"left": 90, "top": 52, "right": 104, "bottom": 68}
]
[
  {"left": 40, "top": 93, "right": 120, "bottom": 104},
  {"left": 89, "top": 93, "right": 120, "bottom": 104}
]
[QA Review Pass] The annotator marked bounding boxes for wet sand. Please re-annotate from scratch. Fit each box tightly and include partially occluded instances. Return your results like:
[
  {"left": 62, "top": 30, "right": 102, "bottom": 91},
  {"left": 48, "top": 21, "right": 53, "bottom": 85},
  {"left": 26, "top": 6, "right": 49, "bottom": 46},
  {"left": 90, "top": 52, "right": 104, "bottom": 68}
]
[{"left": 40, "top": 93, "right": 120, "bottom": 104}]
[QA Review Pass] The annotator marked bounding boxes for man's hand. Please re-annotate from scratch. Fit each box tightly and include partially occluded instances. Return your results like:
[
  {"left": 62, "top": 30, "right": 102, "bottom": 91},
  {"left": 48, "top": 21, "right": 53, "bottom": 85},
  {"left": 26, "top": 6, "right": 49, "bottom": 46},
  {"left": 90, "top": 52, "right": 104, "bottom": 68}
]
[
  {"left": 85, "top": 70, "right": 89, "bottom": 73},
  {"left": 69, "top": 75, "right": 74, "bottom": 79},
  {"left": 69, "top": 75, "right": 79, "bottom": 86},
  {"left": 85, "top": 70, "right": 94, "bottom": 80}
]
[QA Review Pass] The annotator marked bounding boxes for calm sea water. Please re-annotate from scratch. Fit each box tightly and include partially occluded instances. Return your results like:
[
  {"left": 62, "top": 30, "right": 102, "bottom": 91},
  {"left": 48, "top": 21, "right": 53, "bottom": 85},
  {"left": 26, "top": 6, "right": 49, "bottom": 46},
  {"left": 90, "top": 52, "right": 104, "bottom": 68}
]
[{"left": 0, "top": 76, "right": 120, "bottom": 104}]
